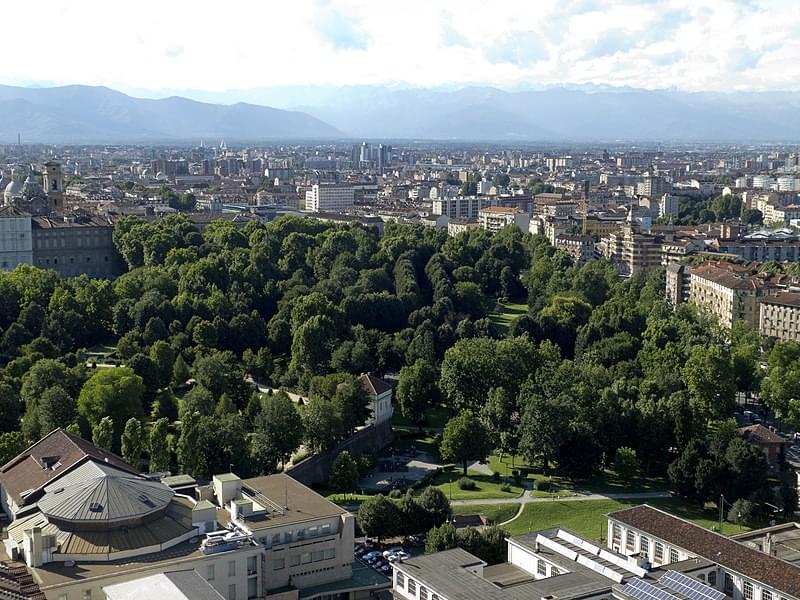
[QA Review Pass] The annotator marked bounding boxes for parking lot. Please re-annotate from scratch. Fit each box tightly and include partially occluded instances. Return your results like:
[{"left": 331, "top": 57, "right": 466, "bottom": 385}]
[
  {"left": 357, "top": 446, "right": 444, "bottom": 493},
  {"left": 354, "top": 537, "right": 424, "bottom": 577}
]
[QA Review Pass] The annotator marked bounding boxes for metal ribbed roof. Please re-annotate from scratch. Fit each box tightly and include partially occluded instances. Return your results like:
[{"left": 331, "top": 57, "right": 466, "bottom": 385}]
[{"left": 38, "top": 461, "right": 174, "bottom": 527}]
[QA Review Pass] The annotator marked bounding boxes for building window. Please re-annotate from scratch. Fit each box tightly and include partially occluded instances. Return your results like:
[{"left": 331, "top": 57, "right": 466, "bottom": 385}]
[
  {"left": 537, "top": 560, "right": 546, "bottom": 576},
  {"left": 290, "top": 554, "right": 300, "bottom": 567},
  {"left": 669, "top": 548, "right": 679, "bottom": 563},
  {"left": 247, "top": 577, "right": 258, "bottom": 600},
  {"left": 320, "top": 524, "right": 331, "bottom": 535},
  {"left": 724, "top": 573, "right": 734, "bottom": 594},
  {"left": 323, "top": 548, "right": 335, "bottom": 560},
  {"left": 207, "top": 564, "right": 215, "bottom": 581},
  {"left": 640, "top": 536, "right": 649, "bottom": 558},
  {"left": 273, "top": 558, "right": 285, "bottom": 570},
  {"left": 228, "top": 584, "right": 236, "bottom": 600},
  {"left": 271, "top": 533, "right": 281, "bottom": 545},
  {"left": 551, "top": 566, "right": 560, "bottom": 576},
  {"left": 228, "top": 560, "right": 236, "bottom": 577},
  {"left": 301, "top": 552, "right": 312, "bottom": 564},
  {"left": 312, "top": 551, "right": 324, "bottom": 562},
  {"left": 83, "top": 591, "right": 92, "bottom": 600},
  {"left": 408, "top": 579, "right": 417, "bottom": 595},
  {"left": 247, "top": 556, "right": 257, "bottom": 575},
  {"left": 396, "top": 572, "right": 405, "bottom": 588},
  {"left": 626, "top": 530, "right": 635, "bottom": 550},
  {"left": 743, "top": 581, "right": 754, "bottom": 600},
  {"left": 763, "top": 590, "right": 773, "bottom": 600},
  {"left": 654, "top": 542, "right": 664, "bottom": 562},
  {"left": 612, "top": 523, "right": 622, "bottom": 542},
  {"left": 420, "top": 586, "right": 429, "bottom": 600}
]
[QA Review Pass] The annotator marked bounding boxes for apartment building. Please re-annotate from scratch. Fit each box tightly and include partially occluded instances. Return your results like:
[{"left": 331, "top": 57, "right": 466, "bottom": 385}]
[
  {"left": 554, "top": 233, "right": 595, "bottom": 266},
  {"left": 0, "top": 429, "right": 384, "bottom": 600},
  {"left": 764, "top": 204, "right": 800, "bottom": 226},
  {"left": 637, "top": 174, "right": 670, "bottom": 198},
  {"left": 432, "top": 196, "right": 491, "bottom": 219},
  {"left": 687, "top": 263, "right": 765, "bottom": 329},
  {"left": 665, "top": 264, "right": 690, "bottom": 306},
  {"left": 304, "top": 184, "right": 355, "bottom": 212},
  {"left": 602, "top": 224, "right": 663, "bottom": 277},
  {"left": 477, "top": 207, "right": 530, "bottom": 233},
  {"left": 447, "top": 218, "right": 480, "bottom": 237},
  {"left": 758, "top": 293, "right": 800, "bottom": 342}
]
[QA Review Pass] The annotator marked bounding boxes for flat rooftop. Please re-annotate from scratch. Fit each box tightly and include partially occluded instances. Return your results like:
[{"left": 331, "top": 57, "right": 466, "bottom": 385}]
[
  {"left": 232, "top": 474, "right": 346, "bottom": 531},
  {"left": 393, "top": 545, "right": 614, "bottom": 600},
  {"left": 29, "top": 536, "right": 258, "bottom": 590}
]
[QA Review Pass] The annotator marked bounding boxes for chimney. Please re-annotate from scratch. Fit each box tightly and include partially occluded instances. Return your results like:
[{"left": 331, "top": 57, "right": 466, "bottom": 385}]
[{"left": 764, "top": 533, "right": 772, "bottom": 556}]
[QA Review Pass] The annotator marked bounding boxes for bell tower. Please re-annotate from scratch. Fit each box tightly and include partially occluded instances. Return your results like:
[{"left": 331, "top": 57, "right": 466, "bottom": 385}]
[{"left": 42, "top": 161, "right": 64, "bottom": 211}]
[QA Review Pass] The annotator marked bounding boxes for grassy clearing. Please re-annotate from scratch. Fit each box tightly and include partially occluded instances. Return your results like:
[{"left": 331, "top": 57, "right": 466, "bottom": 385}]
[
  {"left": 487, "top": 454, "right": 669, "bottom": 496},
  {"left": 505, "top": 498, "right": 752, "bottom": 539},
  {"left": 453, "top": 503, "right": 521, "bottom": 525},
  {"left": 391, "top": 431, "right": 440, "bottom": 457},
  {"left": 422, "top": 467, "right": 524, "bottom": 501},
  {"left": 488, "top": 301, "right": 529, "bottom": 333},
  {"left": 393, "top": 405, "right": 450, "bottom": 430}
]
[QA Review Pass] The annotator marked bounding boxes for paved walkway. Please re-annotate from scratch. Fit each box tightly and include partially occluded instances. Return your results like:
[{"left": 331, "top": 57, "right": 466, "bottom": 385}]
[
  {"left": 455, "top": 488, "right": 673, "bottom": 527},
  {"left": 452, "top": 489, "right": 672, "bottom": 507}
]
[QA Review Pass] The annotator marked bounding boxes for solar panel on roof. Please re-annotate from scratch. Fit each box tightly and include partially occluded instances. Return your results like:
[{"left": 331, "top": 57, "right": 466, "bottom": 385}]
[
  {"left": 659, "top": 570, "right": 727, "bottom": 600},
  {"left": 623, "top": 578, "right": 681, "bottom": 600}
]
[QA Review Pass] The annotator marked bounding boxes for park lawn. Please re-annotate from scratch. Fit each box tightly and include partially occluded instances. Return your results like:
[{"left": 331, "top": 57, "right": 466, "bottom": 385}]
[
  {"left": 391, "top": 431, "right": 440, "bottom": 458},
  {"left": 504, "top": 498, "right": 753, "bottom": 540},
  {"left": 423, "top": 468, "right": 525, "bottom": 501},
  {"left": 488, "top": 302, "right": 529, "bottom": 333},
  {"left": 488, "top": 454, "right": 670, "bottom": 496},
  {"left": 453, "top": 503, "right": 521, "bottom": 526},
  {"left": 393, "top": 404, "right": 450, "bottom": 430}
]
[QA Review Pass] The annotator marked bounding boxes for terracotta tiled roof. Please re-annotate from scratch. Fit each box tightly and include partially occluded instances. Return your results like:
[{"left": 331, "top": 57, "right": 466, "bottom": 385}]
[
  {"left": 0, "top": 429, "right": 137, "bottom": 509},
  {"left": 358, "top": 373, "right": 392, "bottom": 397},
  {"left": 609, "top": 504, "right": 800, "bottom": 597},
  {"left": 738, "top": 424, "right": 786, "bottom": 445}
]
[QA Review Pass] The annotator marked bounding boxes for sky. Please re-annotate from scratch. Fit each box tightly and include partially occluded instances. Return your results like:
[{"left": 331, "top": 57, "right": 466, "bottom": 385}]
[{"left": 2, "top": 0, "right": 800, "bottom": 99}]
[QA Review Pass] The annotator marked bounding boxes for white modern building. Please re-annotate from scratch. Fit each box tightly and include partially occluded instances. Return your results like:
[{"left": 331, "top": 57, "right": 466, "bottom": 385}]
[{"left": 304, "top": 184, "right": 355, "bottom": 213}]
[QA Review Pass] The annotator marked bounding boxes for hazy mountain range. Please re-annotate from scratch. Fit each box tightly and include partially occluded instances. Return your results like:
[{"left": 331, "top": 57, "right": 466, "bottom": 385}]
[
  {"left": 2, "top": 83, "right": 800, "bottom": 143},
  {"left": 0, "top": 85, "right": 342, "bottom": 143}
]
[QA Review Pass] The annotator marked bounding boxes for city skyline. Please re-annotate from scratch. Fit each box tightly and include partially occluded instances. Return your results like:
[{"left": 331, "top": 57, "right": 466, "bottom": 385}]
[{"left": 3, "top": 0, "right": 800, "bottom": 101}]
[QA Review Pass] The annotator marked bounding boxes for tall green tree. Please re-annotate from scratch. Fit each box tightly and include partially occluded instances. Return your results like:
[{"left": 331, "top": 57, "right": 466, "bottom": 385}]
[
  {"left": 121, "top": 417, "right": 145, "bottom": 469},
  {"left": 761, "top": 341, "right": 800, "bottom": 425},
  {"left": 78, "top": 367, "right": 144, "bottom": 449},
  {"left": 397, "top": 360, "right": 439, "bottom": 429},
  {"left": 329, "top": 450, "right": 360, "bottom": 492},
  {"left": 357, "top": 494, "right": 400, "bottom": 542},
  {"left": 92, "top": 416, "right": 114, "bottom": 450},
  {"left": 440, "top": 411, "right": 491, "bottom": 475},
  {"left": 149, "top": 417, "right": 171, "bottom": 472}
]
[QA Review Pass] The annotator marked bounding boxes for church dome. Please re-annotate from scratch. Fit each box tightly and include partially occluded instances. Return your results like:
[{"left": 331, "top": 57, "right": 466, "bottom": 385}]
[{"left": 3, "top": 177, "right": 22, "bottom": 204}]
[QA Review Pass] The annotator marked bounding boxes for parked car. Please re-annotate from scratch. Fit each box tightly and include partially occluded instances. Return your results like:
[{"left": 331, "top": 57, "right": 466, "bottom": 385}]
[
  {"left": 388, "top": 551, "right": 410, "bottom": 562},
  {"left": 383, "top": 546, "right": 403, "bottom": 559},
  {"left": 380, "top": 564, "right": 392, "bottom": 574},
  {"left": 363, "top": 551, "right": 382, "bottom": 562}
]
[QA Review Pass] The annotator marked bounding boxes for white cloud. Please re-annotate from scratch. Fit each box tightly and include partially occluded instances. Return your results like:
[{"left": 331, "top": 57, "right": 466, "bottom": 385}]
[{"left": 0, "top": 0, "right": 798, "bottom": 95}]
